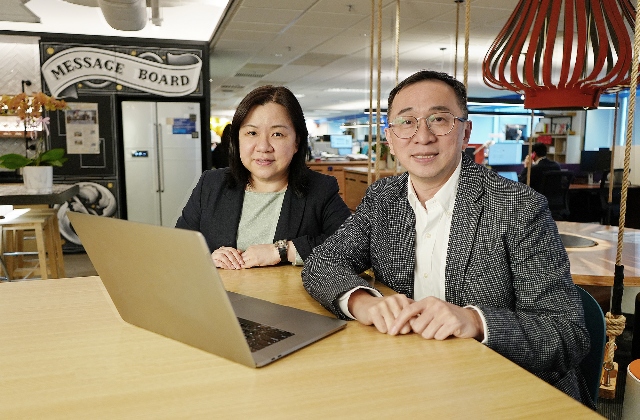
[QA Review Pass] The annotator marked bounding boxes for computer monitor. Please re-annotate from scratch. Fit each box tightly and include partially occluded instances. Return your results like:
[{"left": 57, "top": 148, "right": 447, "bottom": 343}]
[
  {"left": 580, "top": 151, "right": 598, "bottom": 172},
  {"left": 596, "top": 148, "right": 612, "bottom": 172},
  {"left": 505, "top": 124, "right": 527, "bottom": 141},
  {"left": 488, "top": 142, "right": 523, "bottom": 165},
  {"left": 580, "top": 149, "right": 611, "bottom": 172},
  {"left": 330, "top": 135, "right": 353, "bottom": 149},
  {"left": 580, "top": 149, "right": 611, "bottom": 184}
]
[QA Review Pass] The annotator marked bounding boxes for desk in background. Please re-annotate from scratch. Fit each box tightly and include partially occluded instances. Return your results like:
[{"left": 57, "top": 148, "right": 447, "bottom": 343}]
[
  {"left": 307, "top": 160, "right": 368, "bottom": 200},
  {"left": 343, "top": 166, "right": 403, "bottom": 211},
  {"left": 568, "top": 183, "right": 640, "bottom": 228},
  {"left": 0, "top": 267, "right": 598, "bottom": 418},
  {"left": 0, "top": 183, "right": 79, "bottom": 206}
]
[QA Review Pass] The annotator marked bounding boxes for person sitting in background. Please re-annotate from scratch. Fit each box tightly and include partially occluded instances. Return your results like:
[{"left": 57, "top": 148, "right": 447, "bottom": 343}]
[
  {"left": 518, "top": 142, "right": 561, "bottom": 192},
  {"left": 176, "top": 85, "right": 351, "bottom": 269},
  {"left": 211, "top": 124, "right": 231, "bottom": 169}
]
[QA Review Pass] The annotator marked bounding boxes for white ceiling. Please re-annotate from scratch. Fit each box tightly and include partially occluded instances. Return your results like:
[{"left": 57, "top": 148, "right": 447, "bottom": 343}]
[
  {"left": 210, "top": 0, "right": 519, "bottom": 119},
  {"left": 0, "top": 0, "right": 225, "bottom": 41},
  {"left": 0, "top": 0, "right": 520, "bottom": 119}
]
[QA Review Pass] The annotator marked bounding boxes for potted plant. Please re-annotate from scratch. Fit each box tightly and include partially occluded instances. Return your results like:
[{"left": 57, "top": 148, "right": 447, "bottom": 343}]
[
  {"left": 371, "top": 141, "right": 393, "bottom": 169},
  {"left": 0, "top": 92, "right": 68, "bottom": 193}
]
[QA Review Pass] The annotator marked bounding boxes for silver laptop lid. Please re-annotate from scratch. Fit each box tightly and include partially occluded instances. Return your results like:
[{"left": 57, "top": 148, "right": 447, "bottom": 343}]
[
  {"left": 68, "top": 212, "right": 256, "bottom": 367},
  {"left": 68, "top": 212, "right": 346, "bottom": 368}
]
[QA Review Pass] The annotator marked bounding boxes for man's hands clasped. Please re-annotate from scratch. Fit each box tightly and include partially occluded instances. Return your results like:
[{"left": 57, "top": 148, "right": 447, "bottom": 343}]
[{"left": 348, "top": 289, "right": 484, "bottom": 341}]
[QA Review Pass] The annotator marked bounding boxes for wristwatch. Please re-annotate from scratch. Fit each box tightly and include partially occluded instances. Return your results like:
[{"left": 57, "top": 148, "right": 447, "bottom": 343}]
[{"left": 274, "top": 239, "right": 288, "bottom": 263}]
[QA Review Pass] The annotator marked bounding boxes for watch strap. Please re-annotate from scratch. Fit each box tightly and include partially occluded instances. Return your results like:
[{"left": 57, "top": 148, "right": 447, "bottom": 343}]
[{"left": 274, "top": 239, "right": 288, "bottom": 263}]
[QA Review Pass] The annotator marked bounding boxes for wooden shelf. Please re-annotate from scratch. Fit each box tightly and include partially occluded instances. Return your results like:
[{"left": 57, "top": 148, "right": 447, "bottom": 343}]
[
  {"left": 0, "top": 131, "right": 33, "bottom": 138},
  {"left": 533, "top": 115, "right": 579, "bottom": 164}
]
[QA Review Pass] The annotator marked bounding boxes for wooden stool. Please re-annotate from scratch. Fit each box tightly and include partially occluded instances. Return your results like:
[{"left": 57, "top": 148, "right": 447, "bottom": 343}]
[{"left": 0, "top": 209, "right": 65, "bottom": 280}]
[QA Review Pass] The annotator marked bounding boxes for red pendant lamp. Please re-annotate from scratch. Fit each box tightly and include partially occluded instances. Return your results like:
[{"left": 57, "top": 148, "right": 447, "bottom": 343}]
[{"left": 483, "top": 0, "right": 636, "bottom": 110}]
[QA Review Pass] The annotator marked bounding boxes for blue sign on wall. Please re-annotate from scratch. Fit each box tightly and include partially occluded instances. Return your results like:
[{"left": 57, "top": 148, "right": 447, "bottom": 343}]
[{"left": 173, "top": 118, "right": 197, "bottom": 134}]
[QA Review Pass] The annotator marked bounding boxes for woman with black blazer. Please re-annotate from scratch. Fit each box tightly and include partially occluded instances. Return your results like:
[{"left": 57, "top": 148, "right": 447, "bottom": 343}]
[{"left": 176, "top": 85, "right": 351, "bottom": 270}]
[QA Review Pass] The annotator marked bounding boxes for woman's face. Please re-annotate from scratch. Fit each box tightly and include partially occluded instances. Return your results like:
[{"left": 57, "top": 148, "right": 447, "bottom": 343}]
[{"left": 239, "top": 102, "right": 298, "bottom": 187}]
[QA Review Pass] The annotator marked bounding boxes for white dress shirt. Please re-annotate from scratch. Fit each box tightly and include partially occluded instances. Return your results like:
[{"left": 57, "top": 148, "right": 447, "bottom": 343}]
[
  {"left": 338, "top": 159, "right": 488, "bottom": 343},
  {"left": 407, "top": 162, "right": 458, "bottom": 301}
]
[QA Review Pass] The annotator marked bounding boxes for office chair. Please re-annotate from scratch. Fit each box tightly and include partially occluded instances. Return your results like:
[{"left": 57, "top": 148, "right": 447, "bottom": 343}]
[
  {"left": 576, "top": 286, "right": 606, "bottom": 406},
  {"left": 540, "top": 170, "right": 574, "bottom": 220}
]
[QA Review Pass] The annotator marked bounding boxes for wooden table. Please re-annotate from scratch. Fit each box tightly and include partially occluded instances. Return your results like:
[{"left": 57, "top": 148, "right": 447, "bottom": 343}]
[
  {"left": 557, "top": 221, "right": 640, "bottom": 287},
  {"left": 0, "top": 267, "right": 599, "bottom": 418},
  {"left": 0, "top": 183, "right": 79, "bottom": 205}
]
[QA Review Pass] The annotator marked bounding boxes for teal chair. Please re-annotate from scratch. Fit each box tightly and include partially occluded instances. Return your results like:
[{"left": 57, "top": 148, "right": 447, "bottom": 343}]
[{"left": 577, "top": 286, "right": 606, "bottom": 405}]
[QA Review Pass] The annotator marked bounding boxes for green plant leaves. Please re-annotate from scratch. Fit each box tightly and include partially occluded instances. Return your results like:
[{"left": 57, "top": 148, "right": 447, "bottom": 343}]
[{"left": 0, "top": 148, "right": 67, "bottom": 169}]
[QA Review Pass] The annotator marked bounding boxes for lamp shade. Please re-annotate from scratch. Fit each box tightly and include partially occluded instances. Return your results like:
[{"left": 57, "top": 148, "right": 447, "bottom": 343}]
[
  {"left": 98, "top": 0, "right": 147, "bottom": 31},
  {"left": 483, "top": 0, "right": 636, "bottom": 110}
]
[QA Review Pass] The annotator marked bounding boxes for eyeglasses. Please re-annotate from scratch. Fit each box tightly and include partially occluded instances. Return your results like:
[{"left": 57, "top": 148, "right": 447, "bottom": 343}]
[{"left": 388, "top": 112, "right": 468, "bottom": 139}]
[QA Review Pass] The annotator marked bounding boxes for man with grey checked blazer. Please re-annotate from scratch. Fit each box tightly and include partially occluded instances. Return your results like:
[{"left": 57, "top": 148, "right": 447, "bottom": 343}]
[{"left": 302, "top": 70, "right": 591, "bottom": 407}]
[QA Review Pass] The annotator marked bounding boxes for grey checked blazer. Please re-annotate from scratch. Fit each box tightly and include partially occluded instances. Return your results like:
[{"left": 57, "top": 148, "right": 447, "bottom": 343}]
[{"left": 302, "top": 153, "right": 592, "bottom": 406}]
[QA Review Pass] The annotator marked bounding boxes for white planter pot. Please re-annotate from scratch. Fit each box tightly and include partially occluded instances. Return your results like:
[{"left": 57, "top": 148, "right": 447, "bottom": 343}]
[{"left": 22, "top": 166, "right": 53, "bottom": 194}]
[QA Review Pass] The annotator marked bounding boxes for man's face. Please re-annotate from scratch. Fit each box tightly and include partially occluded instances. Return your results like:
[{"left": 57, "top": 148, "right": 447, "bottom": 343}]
[{"left": 385, "top": 80, "right": 471, "bottom": 194}]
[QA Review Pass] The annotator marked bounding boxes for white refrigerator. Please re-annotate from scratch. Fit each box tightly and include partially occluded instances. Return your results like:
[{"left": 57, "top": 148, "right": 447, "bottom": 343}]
[{"left": 122, "top": 101, "right": 202, "bottom": 227}]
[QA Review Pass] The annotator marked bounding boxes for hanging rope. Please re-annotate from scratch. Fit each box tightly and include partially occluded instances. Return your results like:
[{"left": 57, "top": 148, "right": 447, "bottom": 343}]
[
  {"left": 393, "top": 0, "right": 400, "bottom": 175},
  {"left": 454, "top": 1, "right": 462, "bottom": 78},
  {"left": 367, "top": 0, "right": 375, "bottom": 186},
  {"left": 608, "top": 93, "right": 620, "bottom": 208},
  {"left": 526, "top": 109, "right": 534, "bottom": 186},
  {"left": 374, "top": 0, "right": 383, "bottom": 181},
  {"left": 394, "top": 0, "right": 400, "bottom": 85},
  {"left": 600, "top": 0, "right": 639, "bottom": 399},
  {"left": 463, "top": 0, "right": 471, "bottom": 88}
]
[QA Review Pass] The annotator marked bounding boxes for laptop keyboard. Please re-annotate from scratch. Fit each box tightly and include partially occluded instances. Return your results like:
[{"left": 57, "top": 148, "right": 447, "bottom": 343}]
[{"left": 237, "top": 317, "right": 294, "bottom": 353}]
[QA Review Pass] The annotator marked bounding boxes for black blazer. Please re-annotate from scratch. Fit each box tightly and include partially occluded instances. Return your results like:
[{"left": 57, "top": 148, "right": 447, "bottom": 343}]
[{"left": 175, "top": 168, "right": 351, "bottom": 260}]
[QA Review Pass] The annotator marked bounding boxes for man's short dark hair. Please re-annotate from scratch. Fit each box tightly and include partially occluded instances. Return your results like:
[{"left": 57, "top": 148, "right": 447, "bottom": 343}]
[
  {"left": 387, "top": 70, "right": 468, "bottom": 118},
  {"left": 227, "top": 85, "right": 309, "bottom": 197},
  {"left": 532, "top": 142, "right": 548, "bottom": 157}
]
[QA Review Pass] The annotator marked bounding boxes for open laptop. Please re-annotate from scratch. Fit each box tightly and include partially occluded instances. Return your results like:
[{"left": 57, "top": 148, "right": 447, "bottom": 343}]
[{"left": 67, "top": 212, "right": 346, "bottom": 368}]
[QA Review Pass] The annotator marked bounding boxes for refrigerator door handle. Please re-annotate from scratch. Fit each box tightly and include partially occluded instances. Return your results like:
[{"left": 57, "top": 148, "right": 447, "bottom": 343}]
[{"left": 156, "top": 123, "right": 165, "bottom": 193}]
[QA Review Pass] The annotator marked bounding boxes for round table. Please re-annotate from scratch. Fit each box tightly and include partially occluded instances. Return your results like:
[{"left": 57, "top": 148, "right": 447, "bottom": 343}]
[{"left": 556, "top": 221, "right": 640, "bottom": 287}]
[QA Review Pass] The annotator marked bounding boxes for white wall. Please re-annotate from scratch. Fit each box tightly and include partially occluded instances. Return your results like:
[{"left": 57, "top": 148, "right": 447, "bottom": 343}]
[
  {"left": 585, "top": 108, "right": 616, "bottom": 151},
  {"left": 0, "top": 35, "right": 41, "bottom": 95}
]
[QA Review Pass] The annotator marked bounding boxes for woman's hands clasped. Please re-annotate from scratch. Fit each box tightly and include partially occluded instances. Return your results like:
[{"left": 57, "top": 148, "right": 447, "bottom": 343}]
[{"left": 211, "top": 244, "right": 280, "bottom": 269}]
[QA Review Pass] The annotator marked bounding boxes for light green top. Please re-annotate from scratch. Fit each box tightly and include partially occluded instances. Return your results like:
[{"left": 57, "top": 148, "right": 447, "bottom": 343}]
[
  {"left": 236, "top": 190, "right": 286, "bottom": 251},
  {"left": 236, "top": 190, "right": 304, "bottom": 265}
]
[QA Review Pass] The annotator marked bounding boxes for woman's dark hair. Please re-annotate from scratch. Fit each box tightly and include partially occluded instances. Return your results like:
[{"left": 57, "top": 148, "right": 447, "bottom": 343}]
[
  {"left": 388, "top": 70, "right": 468, "bottom": 118},
  {"left": 220, "top": 124, "right": 231, "bottom": 146},
  {"left": 227, "top": 85, "right": 309, "bottom": 197}
]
